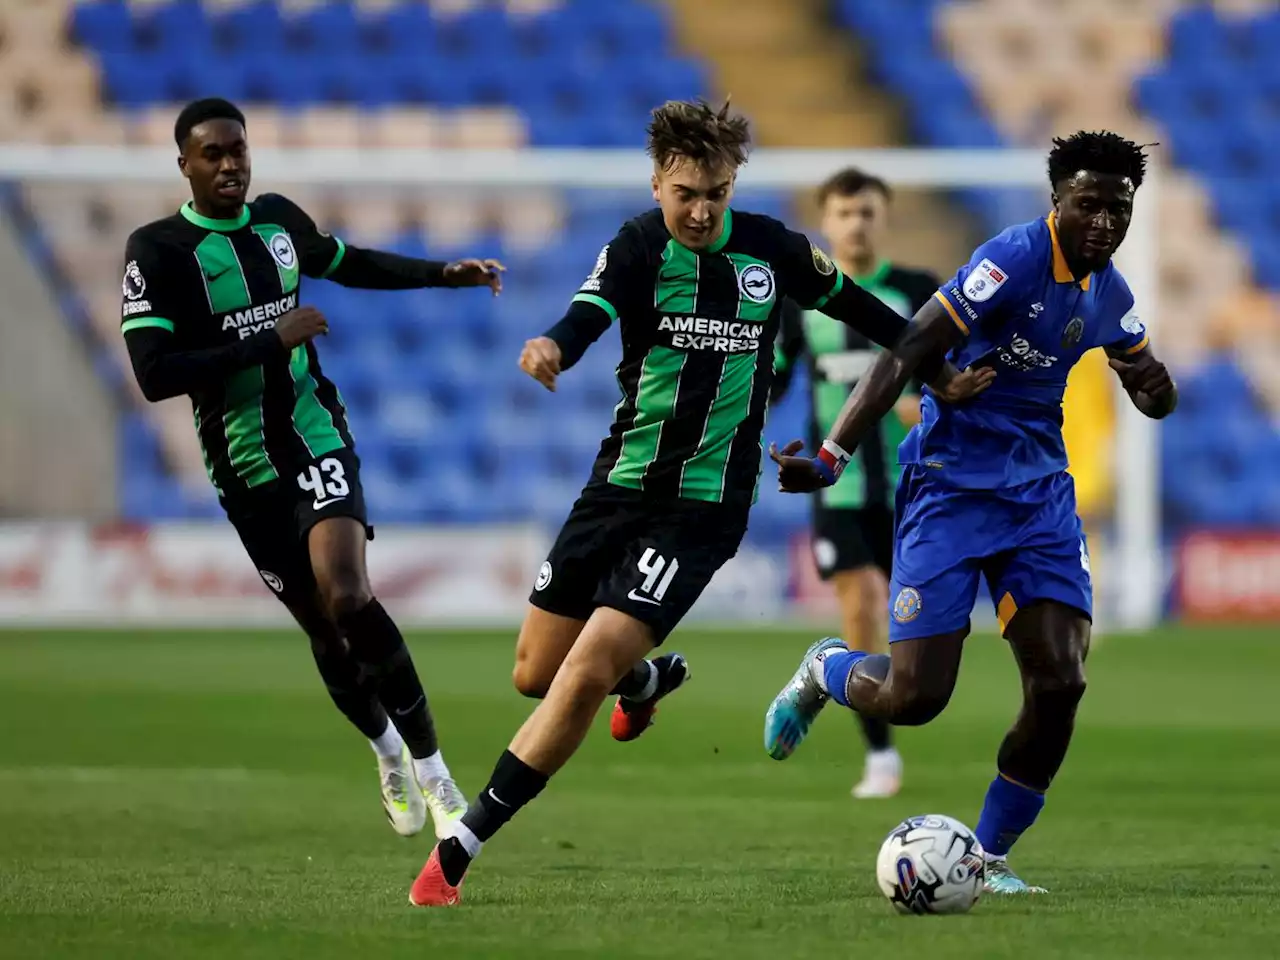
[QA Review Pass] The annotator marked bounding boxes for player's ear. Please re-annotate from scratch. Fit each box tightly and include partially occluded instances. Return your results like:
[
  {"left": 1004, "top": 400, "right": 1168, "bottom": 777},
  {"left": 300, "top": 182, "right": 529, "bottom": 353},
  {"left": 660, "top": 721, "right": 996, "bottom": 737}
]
[{"left": 650, "top": 171, "right": 661, "bottom": 203}]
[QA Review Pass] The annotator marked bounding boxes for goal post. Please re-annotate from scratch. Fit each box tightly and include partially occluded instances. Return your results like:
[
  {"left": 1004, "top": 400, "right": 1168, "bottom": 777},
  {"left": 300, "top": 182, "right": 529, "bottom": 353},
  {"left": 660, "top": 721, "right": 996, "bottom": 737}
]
[{"left": 0, "top": 145, "right": 1162, "bottom": 630}]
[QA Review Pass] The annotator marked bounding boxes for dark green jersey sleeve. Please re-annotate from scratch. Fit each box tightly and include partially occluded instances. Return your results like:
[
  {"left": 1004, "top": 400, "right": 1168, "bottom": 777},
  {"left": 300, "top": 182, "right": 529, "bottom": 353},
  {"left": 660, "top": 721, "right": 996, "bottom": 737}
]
[
  {"left": 119, "top": 228, "right": 187, "bottom": 336},
  {"left": 258, "top": 193, "right": 347, "bottom": 279},
  {"left": 567, "top": 220, "right": 646, "bottom": 324}
]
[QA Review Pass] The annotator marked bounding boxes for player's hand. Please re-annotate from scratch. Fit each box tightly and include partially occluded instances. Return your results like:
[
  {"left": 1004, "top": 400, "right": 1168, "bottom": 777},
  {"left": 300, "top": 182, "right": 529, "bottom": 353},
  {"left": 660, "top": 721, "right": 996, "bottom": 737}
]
[
  {"left": 1109, "top": 353, "right": 1174, "bottom": 399},
  {"left": 768, "top": 440, "right": 835, "bottom": 494},
  {"left": 443, "top": 258, "right": 505, "bottom": 295},
  {"left": 274, "top": 306, "right": 329, "bottom": 349},
  {"left": 520, "top": 336, "right": 562, "bottom": 392},
  {"left": 934, "top": 363, "right": 996, "bottom": 403}
]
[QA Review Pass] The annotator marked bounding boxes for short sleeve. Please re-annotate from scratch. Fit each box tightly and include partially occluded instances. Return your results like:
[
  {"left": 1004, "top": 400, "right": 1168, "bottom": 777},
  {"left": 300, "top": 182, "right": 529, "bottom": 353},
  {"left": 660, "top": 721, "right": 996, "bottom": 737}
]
[
  {"left": 773, "top": 226, "right": 844, "bottom": 311},
  {"left": 260, "top": 193, "right": 346, "bottom": 279},
  {"left": 1099, "top": 272, "right": 1148, "bottom": 355},
  {"left": 120, "top": 230, "right": 184, "bottom": 336},
  {"left": 934, "top": 237, "right": 1036, "bottom": 337},
  {"left": 569, "top": 222, "right": 643, "bottom": 322}
]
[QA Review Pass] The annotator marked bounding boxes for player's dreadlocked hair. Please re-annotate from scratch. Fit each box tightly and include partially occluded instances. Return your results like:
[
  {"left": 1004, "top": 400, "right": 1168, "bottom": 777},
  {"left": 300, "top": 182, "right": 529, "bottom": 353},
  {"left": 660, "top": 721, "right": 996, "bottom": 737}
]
[
  {"left": 646, "top": 99, "right": 752, "bottom": 173},
  {"left": 1047, "top": 131, "right": 1150, "bottom": 190},
  {"left": 174, "top": 98, "right": 246, "bottom": 148}
]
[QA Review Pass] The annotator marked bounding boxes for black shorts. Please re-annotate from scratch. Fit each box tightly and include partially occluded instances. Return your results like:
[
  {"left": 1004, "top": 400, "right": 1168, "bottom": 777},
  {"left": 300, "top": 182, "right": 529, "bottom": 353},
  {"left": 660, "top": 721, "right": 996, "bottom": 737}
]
[
  {"left": 221, "top": 447, "right": 371, "bottom": 607},
  {"left": 811, "top": 503, "right": 894, "bottom": 580},
  {"left": 530, "top": 483, "right": 748, "bottom": 643}
]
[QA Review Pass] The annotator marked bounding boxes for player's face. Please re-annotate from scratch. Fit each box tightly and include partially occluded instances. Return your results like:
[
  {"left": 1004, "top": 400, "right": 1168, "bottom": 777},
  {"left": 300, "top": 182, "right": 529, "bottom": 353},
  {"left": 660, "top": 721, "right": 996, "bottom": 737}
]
[
  {"left": 820, "top": 188, "right": 889, "bottom": 267},
  {"left": 1053, "top": 171, "right": 1134, "bottom": 273},
  {"left": 652, "top": 158, "right": 735, "bottom": 251},
  {"left": 179, "top": 119, "right": 251, "bottom": 216}
]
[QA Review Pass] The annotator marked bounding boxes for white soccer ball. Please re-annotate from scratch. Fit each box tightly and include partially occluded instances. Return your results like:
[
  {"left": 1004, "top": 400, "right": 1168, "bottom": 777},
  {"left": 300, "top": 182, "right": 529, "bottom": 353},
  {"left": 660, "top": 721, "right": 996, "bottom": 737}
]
[{"left": 875, "top": 814, "right": 985, "bottom": 915}]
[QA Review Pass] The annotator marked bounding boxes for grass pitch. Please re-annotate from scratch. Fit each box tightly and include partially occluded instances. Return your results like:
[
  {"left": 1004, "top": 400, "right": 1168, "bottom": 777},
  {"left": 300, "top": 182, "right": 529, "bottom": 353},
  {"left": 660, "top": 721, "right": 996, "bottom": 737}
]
[{"left": 1, "top": 625, "right": 1277, "bottom": 959}]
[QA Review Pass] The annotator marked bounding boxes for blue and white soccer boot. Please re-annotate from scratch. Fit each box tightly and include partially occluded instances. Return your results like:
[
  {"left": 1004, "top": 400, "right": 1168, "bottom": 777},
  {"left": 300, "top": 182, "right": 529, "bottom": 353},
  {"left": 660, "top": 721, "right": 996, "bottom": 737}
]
[
  {"left": 764, "top": 636, "right": 847, "bottom": 760},
  {"left": 983, "top": 858, "right": 1048, "bottom": 895}
]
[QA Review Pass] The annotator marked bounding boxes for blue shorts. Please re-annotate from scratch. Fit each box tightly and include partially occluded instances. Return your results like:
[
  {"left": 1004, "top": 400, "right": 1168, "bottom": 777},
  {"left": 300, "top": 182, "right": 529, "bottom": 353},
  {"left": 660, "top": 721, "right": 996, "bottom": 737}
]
[{"left": 887, "top": 466, "right": 1092, "bottom": 642}]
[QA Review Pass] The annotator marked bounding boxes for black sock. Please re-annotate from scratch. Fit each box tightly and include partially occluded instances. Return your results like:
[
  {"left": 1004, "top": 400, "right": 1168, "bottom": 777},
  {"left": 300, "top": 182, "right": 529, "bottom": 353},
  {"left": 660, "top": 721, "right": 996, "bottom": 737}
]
[
  {"left": 858, "top": 713, "right": 893, "bottom": 752},
  {"left": 309, "top": 634, "right": 388, "bottom": 741},
  {"left": 438, "top": 750, "right": 549, "bottom": 885},
  {"left": 610, "top": 660, "right": 654, "bottom": 699},
  {"left": 337, "top": 599, "right": 438, "bottom": 758}
]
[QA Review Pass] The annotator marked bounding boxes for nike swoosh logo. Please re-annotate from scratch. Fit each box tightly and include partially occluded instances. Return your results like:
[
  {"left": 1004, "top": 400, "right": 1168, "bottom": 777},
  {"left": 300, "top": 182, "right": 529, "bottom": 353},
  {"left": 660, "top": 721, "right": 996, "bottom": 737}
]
[
  {"left": 627, "top": 589, "right": 660, "bottom": 606},
  {"left": 312, "top": 497, "right": 348, "bottom": 511},
  {"left": 394, "top": 695, "right": 425, "bottom": 717},
  {"left": 486, "top": 788, "right": 511, "bottom": 808},
  {"left": 205, "top": 267, "right": 231, "bottom": 282}
]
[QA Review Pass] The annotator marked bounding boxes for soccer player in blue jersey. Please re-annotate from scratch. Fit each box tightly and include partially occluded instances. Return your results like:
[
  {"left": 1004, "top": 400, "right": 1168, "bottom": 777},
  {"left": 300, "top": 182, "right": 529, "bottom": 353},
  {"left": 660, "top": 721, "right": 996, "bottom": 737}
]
[{"left": 763, "top": 132, "right": 1178, "bottom": 894}]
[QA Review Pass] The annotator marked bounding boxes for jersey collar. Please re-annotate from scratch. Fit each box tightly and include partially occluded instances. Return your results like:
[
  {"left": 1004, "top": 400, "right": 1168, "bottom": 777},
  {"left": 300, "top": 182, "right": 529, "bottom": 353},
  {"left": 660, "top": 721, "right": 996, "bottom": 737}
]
[
  {"left": 1046, "top": 212, "right": 1091, "bottom": 291},
  {"left": 704, "top": 207, "right": 732, "bottom": 254},
  {"left": 181, "top": 202, "right": 250, "bottom": 232}
]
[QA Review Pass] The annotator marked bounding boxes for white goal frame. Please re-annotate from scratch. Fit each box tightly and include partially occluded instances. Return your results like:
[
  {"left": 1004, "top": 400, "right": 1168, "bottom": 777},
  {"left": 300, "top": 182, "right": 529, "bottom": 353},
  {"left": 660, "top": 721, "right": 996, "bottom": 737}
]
[{"left": 0, "top": 145, "right": 1161, "bottom": 630}]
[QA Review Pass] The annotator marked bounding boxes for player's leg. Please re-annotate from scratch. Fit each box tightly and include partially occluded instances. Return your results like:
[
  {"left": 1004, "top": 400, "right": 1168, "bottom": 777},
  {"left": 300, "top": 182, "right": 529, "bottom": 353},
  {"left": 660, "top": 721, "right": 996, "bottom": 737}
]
[
  {"left": 411, "top": 505, "right": 741, "bottom": 906},
  {"left": 224, "top": 489, "right": 426, "bottom": 836},
  {"left": 766, "top": 470, "right": 979, "bottom": 759},
  {"left": 307, "top": 513, "right": 466, "bottom": 836},
  {"left": 825, "top": 506, "right": 901, "bottom": 797},
  {"left": 973, "top": 481, "right": 1094, "bottom": 894},
  {"left": 523, "top": 491, "right": 690, "bottom": 740},
  {"left": 288, "top": 594, "right": 428, "bottom": 837}
]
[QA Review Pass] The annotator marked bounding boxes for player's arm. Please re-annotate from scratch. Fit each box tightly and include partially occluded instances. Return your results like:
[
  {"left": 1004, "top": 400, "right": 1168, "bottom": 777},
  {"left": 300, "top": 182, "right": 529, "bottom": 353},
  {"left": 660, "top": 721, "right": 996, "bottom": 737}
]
[
  {"left": 1104, "top": 341, "right": 1177, "bottom": 419},
  {"left": 770, "top": 299, "right": 806, "bottom": 405},
  {"left": 771, "top": 242, "right": 1017, "bottom": 492},
  {"left": 265, "top": 194, "right": 504, "bottom": 294},
  {"left": 119, "top": 231, "right": 300, "bottom": 402},
  {"left": 521, "top": 226, "right": 641, "bottom": 391}
]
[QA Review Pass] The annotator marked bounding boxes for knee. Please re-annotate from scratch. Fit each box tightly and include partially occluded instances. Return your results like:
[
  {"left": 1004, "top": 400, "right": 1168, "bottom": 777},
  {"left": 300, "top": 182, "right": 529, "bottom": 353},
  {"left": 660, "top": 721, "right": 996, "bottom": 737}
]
[
  {"left": 1026, "top": 663, "right": 1087, "bottom": 713},
  {"left": 318, "top": 573, "right": 372, "bottom": 623},
  {"left": 555, "top": 649, "right": 618, "bottom": 707},
  {"left": 512, "top": 655, "right": 552, "bottom": 700}
]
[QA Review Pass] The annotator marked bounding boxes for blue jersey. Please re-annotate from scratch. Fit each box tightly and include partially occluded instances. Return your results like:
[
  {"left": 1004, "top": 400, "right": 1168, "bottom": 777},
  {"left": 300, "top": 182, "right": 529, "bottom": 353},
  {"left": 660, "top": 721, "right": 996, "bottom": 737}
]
[{"left": 900, "top": 214, "right": 1148, "bottom": 490}]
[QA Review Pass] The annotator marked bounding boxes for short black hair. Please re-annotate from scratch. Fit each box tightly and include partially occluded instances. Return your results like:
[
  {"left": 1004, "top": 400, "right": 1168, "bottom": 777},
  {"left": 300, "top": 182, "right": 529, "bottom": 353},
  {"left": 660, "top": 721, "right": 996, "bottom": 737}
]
[
  {"left": 1048, "top": 131, "right": 1149, "bottom": 190},
  {"left": 174, "top": 98, "right": 246, "bottom": 149},
  {"left": 817, "top": 167, "right": 892, "bottom": 205},
  {"left": 646, "top": 99, "right": 751, "bottom": 173}
]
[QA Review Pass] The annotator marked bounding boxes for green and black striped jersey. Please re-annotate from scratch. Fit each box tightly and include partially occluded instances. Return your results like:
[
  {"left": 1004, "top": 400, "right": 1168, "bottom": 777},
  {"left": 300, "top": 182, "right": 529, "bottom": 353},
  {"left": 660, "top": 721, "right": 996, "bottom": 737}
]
[
  {"left": 774, "top": 261, "right": 940, "bottom": 509},
  {"left": 572, "top": 208, "right": 856, "bottom": 509},
  {"left": 120, "top": 195, "right": 351, "bottom": 498}
]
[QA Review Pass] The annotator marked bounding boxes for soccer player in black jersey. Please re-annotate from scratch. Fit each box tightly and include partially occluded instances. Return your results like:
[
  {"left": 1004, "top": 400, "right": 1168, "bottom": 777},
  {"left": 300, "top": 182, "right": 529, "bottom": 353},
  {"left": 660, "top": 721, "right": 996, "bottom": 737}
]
[
  {"left": 120, "top": 98, "right": 504, "bottom": 841},
  {"left": 773, "top": 169, "right": 992, "bottom": 800},
  {"left": 410, "top": 99, "right": 983, "bottom": 906}
]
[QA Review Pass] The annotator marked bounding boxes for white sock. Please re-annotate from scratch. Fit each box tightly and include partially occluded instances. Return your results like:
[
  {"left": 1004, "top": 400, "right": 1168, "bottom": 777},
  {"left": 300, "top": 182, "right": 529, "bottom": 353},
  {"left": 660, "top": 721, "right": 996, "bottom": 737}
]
[
  {"left": 369, "top": 720, "right": 405, "bottom": 760},
  {"left": 452, "top": 820, "right": 483, "bottom": 858},
  {"left": 810, "top": 651, "right": 832, "bottom": 694},
  {"left": 624, "top": 660, "right": 659, "bottom": 703},
  {"left": 984, "top": 852, "right": 1007, "bottom": 864},
  {"left": 413, "top": 750, "right": 451, "bottom": 787}
]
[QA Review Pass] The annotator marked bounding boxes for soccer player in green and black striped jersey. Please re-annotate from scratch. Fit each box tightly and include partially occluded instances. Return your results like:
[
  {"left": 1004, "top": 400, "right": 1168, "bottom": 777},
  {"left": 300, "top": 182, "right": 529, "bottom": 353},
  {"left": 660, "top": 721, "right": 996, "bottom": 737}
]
[
  {"left": 773, "top": 168, "right": 968, "bottom": 801},
  {"left": 121, "top": 98, "right": 504, "bottom": 841},
  {"left": 410, "top": 99, "right": 976, "bottom": 906}
]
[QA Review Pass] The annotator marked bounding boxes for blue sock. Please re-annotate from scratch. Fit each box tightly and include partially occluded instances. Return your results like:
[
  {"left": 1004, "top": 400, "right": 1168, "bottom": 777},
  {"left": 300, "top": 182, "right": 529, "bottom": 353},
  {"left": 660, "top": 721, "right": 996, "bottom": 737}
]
[
  {"left": 821, "top": 649, "right": 867, "bottom": 708},
  {"left": 975, "top": 773, "right": 1046, "bottom": 857}
]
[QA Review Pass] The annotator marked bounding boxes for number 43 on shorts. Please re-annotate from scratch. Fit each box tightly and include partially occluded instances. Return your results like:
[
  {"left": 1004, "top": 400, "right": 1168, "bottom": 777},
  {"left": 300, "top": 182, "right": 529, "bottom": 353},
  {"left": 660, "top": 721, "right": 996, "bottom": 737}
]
[
  {"left": 298, "top": 457, "right": 349, "bottom": 509},
  {"left": 629, "top": 547, "right": 679, "bottom": 606}
]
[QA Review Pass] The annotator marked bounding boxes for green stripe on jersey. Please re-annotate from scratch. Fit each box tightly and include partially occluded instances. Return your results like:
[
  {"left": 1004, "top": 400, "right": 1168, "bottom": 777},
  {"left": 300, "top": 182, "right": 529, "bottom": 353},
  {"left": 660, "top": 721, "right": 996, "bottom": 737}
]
[
  {"left": 320, "top": 237, "right": 347, "bottom": 278},
  {"left": 655, "top": 241, "right": 698, "bottom": 313},
  {"left": 223, "top": 366, "right": 278, "bottom": 486},
  {"left": 195, "top": 232, "right": 278, "bottom": 485},
  {"left": 608, "top": 346, "right": 686, "bottom": 489},
  {"left": 679, "top": 351, "right": 758, "bottom": 500},
  {"left": 571, "top": 292, "right": 619, "bottom": 322},
  {"left": 121, "top": 317, "right": 174, "bottom": 334},
  {"left": 289, "top": 346, "right": 345, "bottom": 458}
]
